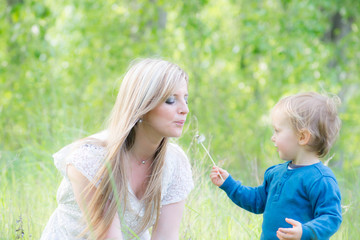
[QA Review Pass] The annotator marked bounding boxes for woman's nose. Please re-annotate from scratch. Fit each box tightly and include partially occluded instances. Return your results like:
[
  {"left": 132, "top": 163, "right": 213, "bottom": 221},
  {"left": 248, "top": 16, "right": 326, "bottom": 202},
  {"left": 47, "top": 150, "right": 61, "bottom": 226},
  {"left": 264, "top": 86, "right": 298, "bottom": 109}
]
[{"left": 179, "top": 101, "right": 189, "bottom": 115}]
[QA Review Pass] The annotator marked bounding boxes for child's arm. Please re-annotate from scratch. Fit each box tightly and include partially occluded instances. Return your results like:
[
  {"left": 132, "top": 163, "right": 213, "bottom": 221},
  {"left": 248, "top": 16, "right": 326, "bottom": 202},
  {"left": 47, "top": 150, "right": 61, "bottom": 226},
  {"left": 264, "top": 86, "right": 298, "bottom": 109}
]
[
  {"left": 278, "top": 176, "right": 342, "bottom": 239},
  {"left": 210, "top": 166, "right": 269, "bottom": 214},
  {"left": 302, "top": 177, "right": 342, "bottom": 239}
]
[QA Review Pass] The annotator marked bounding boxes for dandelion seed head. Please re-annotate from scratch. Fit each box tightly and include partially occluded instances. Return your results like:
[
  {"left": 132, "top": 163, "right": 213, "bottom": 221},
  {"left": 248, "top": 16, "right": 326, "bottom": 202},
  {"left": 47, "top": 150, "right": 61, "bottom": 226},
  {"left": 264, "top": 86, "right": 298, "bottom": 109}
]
[{"left": 195, "top": 134, "right": 205, "bottom": 143}]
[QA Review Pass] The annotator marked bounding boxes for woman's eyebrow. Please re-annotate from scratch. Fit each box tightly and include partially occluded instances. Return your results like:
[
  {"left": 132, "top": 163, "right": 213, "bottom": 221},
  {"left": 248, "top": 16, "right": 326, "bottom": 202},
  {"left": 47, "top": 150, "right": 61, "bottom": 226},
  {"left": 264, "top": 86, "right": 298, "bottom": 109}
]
[{"left": 173, "top": 93, "right": 189, "bottom": 97}]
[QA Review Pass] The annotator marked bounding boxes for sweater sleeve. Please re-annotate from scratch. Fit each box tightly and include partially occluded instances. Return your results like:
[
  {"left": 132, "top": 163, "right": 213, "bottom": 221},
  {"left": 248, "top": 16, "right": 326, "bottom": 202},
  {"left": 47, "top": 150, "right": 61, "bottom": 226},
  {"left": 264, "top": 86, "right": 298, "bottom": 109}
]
[
  {"left": 301, "top": 176, "right": 342, "bottom": 240},
  {"left": 219, "top": 173, "right": 268, "bottom": 214}
]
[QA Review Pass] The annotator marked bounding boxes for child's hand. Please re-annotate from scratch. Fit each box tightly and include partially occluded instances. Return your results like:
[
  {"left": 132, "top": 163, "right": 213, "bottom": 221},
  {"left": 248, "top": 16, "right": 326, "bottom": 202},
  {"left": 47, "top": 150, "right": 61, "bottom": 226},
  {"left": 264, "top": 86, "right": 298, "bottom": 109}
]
[
  {"left": 276, "top": 218, "right": 302, "bottom": 240},
  {"left": 210, "top": 166, "right": 229, "bottom": 187}
]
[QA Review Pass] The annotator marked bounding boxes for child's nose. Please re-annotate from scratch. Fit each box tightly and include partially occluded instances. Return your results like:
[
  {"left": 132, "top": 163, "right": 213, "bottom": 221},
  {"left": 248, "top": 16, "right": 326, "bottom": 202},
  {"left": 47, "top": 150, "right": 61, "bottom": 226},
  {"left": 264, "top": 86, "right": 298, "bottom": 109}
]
[{"left": 271, "top": 135, "right": 275, "bottom": 142}]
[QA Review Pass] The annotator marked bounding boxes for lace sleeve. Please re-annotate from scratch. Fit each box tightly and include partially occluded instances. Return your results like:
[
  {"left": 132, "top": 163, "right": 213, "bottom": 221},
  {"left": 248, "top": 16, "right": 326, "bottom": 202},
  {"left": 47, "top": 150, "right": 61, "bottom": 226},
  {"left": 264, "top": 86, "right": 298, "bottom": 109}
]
[
  {"left": 161, "top": 143, "right": 194, "bottom": 205},
  {"left": 53, "top": 143, "right": 106, "bottom": 183}
]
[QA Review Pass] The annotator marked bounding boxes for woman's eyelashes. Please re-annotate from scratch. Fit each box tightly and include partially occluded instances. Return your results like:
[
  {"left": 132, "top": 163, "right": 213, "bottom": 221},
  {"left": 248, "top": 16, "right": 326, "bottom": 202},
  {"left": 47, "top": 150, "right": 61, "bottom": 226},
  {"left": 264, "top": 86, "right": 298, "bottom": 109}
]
[
  {"left": 165, "top": 96, "right": 189, "bottom": 105},
  {"left": 165, "top": 96, "right": 176, "bottom": 104}
]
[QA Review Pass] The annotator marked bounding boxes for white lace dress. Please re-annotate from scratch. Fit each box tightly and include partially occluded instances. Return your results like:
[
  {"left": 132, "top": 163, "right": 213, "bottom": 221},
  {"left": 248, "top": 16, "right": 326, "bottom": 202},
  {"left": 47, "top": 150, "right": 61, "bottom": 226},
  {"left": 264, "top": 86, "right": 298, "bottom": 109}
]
[{"left": 40, "top": 133, "right": 194, "bottom": 240}]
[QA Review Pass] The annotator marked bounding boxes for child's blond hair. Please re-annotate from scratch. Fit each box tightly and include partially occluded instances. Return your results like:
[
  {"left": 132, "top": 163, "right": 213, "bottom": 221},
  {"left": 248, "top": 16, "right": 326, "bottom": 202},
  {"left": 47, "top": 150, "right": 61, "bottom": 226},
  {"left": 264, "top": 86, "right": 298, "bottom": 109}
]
[{"left": 274, "top": 92, "right": 341, "bottom": 158}]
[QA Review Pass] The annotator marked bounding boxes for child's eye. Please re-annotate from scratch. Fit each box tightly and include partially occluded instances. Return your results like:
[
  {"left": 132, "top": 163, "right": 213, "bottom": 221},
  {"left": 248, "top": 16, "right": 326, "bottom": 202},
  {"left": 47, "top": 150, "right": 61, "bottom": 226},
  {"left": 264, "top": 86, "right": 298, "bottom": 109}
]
[
  {"left": 184, "top": 96, "right": 188, "bottom": 104},
  {"left": 165, "top": 96, "right": 176, "bottom": 104}
]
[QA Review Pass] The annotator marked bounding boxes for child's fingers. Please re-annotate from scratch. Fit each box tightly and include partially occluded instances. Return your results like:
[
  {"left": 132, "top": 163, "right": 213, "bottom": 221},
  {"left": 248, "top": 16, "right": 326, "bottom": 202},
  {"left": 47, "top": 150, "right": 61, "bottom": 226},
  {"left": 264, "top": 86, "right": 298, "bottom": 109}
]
[
  {"left": 210, "top": 166, "right": 228, "bottom": 184},
  {"left": 277, "top": 227, "right": 295, "bottom": 234},
  {"left": 212, "top": 167, "right": 224, "bottom": 177},
  {"left": 212, "top": 166, "right": 220, "bottom": 171},
  {"left": 209, "top": 170, "right": 225, "bottom": 186},
  {"left": 277, "top": 229, "right": 297, "bottom": 239},
  {"left": 209, "top": 171, "right": 219, "bottom": 180},
  {"left": 277, "top": 219, "right": 302, "bottom": 240},
  {"left": 216, "top": 167, "right": 229, "bottom": 179},
  {"left": 276, "top": 231, "right": 284, "bottom": 240},
  {"left": 285, "top": 218, "right": 300, "bottom": 227},
  {"left": 211, "top": 167, "right": 222, "bottom": 175},
  {"left": 210, "top": 171, "right": 219, "bottom": 177},
  {"left": 210, "top": 172, "right": 222, "bottom": 180},
  {"left": 276, "top": 230, "right": 289, "bottom": 240}
]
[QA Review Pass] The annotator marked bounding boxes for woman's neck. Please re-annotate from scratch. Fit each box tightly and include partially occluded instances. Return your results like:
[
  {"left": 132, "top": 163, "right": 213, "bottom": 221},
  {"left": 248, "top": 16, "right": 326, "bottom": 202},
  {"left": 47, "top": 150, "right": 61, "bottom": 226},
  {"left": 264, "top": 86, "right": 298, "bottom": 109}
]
[{"left": 130, "top": 126, "right": 163, "bottom": 161}]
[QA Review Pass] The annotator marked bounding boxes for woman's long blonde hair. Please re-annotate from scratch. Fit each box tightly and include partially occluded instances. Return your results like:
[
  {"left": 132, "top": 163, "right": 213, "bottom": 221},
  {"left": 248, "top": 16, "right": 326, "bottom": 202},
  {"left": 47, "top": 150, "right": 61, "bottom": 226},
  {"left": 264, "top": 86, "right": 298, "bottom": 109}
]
[{"left": 82, "top": 58, "right": 188, "bottom": 239}]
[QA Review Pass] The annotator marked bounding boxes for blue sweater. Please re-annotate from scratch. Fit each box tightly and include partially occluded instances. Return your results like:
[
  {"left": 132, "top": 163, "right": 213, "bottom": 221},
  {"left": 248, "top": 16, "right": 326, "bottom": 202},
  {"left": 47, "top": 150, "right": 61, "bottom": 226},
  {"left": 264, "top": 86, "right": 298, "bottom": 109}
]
[{"left": 220, "top": 161, "right": 342, "bottom": 240}]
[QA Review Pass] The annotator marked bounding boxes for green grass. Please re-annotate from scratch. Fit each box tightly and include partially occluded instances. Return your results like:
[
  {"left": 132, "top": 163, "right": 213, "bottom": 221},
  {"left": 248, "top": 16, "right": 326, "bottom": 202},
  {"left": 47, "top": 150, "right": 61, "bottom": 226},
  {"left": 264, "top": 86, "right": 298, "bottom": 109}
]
[
  {"left": 1, "top": 140, "right": 359, "bottom": 239},
  {"left": 180, "top": 149, "right": 359, "bottom": 239},
  {"left": 1, "top": 149, "right": 58, "bottom": 240},
  {"left": 2, "top": 0, "right": 360, "bottom": 239}
]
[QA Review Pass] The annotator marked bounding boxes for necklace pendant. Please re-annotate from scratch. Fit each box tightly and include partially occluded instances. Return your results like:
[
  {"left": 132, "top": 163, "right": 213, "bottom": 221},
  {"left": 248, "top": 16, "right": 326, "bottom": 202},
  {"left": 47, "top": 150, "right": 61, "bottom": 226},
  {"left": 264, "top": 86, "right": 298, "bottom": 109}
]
[{"left": 141, "top": 160, "right": 146, "bottom": 164}]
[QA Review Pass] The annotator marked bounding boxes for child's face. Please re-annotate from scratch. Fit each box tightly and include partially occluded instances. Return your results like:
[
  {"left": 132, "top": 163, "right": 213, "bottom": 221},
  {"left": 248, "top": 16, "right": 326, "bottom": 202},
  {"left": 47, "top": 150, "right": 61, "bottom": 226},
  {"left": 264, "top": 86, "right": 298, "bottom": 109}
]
[{"left": 271, "top": 109, "right": 300, "bottom": 161}]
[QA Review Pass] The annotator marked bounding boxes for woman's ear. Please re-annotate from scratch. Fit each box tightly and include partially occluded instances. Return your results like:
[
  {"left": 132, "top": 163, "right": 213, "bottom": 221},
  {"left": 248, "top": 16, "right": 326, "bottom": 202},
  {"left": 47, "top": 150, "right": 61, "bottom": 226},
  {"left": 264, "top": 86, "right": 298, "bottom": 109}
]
[{"left": 298, "top": 129, "right": 311, "bottom": 145}]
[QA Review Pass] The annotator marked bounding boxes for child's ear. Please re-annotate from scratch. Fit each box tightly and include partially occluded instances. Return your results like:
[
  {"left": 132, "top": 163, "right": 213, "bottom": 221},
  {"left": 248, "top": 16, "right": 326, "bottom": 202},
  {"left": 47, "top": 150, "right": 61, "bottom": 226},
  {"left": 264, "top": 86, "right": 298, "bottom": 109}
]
[{"left": 298, "top": 129, "right": 311, "bottom": 145}]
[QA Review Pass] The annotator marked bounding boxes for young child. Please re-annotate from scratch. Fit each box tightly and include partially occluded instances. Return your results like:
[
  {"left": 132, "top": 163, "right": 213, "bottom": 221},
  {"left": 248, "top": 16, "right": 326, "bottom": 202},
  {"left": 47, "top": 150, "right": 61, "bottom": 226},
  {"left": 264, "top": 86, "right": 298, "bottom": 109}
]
[{"left": 210, "top": 92, "right": 342, "bottom": 240}]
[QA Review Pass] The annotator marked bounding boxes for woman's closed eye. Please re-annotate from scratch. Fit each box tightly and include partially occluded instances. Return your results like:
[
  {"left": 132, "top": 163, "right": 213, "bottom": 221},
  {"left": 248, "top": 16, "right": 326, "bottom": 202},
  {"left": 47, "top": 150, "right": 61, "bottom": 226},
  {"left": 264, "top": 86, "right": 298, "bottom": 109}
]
[
  {"left": 165, "top": 96, "right": 176, "bottom": 104},
  {"left": 165, "top": 96, "right": 189, "bottom": 105}
]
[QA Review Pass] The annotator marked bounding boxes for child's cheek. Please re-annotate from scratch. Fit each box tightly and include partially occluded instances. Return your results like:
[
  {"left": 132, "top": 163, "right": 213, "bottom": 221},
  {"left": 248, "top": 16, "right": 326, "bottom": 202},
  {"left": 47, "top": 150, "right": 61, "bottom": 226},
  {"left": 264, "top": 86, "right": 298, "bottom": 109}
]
[{"left": 276, "top": 139, "right": 287, "bottom": 153}]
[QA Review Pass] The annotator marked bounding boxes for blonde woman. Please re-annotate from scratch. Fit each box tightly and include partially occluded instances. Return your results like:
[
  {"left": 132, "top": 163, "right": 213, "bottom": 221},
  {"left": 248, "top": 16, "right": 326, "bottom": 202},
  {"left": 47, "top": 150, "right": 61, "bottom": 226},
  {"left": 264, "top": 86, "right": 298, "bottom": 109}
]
[{"left": 41, "top": 58, "right": 194, "bottom": 240}]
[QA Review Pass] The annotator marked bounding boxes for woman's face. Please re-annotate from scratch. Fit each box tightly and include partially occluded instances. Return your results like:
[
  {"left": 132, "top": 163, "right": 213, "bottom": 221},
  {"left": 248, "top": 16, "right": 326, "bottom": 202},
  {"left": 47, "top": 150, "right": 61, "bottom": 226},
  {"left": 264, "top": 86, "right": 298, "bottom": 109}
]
[{"left": 142, "top": 78, "right": 189, "bottom": 139}]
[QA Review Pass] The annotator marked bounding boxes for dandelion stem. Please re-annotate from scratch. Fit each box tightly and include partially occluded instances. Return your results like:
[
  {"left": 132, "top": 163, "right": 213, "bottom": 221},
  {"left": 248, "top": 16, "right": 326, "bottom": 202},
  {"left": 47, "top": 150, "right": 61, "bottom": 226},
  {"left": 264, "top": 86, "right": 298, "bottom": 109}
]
[{"left": 199, "top": 142, "right": 224, "bottom": 181}]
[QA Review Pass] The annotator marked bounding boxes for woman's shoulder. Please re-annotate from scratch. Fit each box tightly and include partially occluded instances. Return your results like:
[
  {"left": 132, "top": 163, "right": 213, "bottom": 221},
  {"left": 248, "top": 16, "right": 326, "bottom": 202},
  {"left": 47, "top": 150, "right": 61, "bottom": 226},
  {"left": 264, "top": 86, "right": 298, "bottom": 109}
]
[
  {"left": 162, "top": 142, "right": 194, "bottom": 205},
  {"left": 164, "top": 142, "right": 191, "bottom": 170},
  {"left": 53, "top": 133, "right": 107, "bottom": 181},
  {"left": 166, "top": 142, "right": 187, "bottom": 158}
]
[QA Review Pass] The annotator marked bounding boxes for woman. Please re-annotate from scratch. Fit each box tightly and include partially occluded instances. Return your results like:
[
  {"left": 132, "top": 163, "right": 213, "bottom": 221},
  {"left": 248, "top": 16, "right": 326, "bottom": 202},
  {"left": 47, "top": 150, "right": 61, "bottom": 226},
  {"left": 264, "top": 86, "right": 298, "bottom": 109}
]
[{"left": 41, "top": 58, "right": 194, "bottom": 240}]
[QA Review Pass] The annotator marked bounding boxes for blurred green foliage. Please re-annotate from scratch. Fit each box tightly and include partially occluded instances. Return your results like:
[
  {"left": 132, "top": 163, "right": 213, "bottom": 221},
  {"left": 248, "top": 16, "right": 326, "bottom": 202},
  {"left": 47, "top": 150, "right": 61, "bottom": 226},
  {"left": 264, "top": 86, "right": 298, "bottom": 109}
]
[
  {"left": 2, "top": 0, "right": 359, "bottom": 170},
  {"left": 1, "top": 0, "right": 360, "bottom": 238}
]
